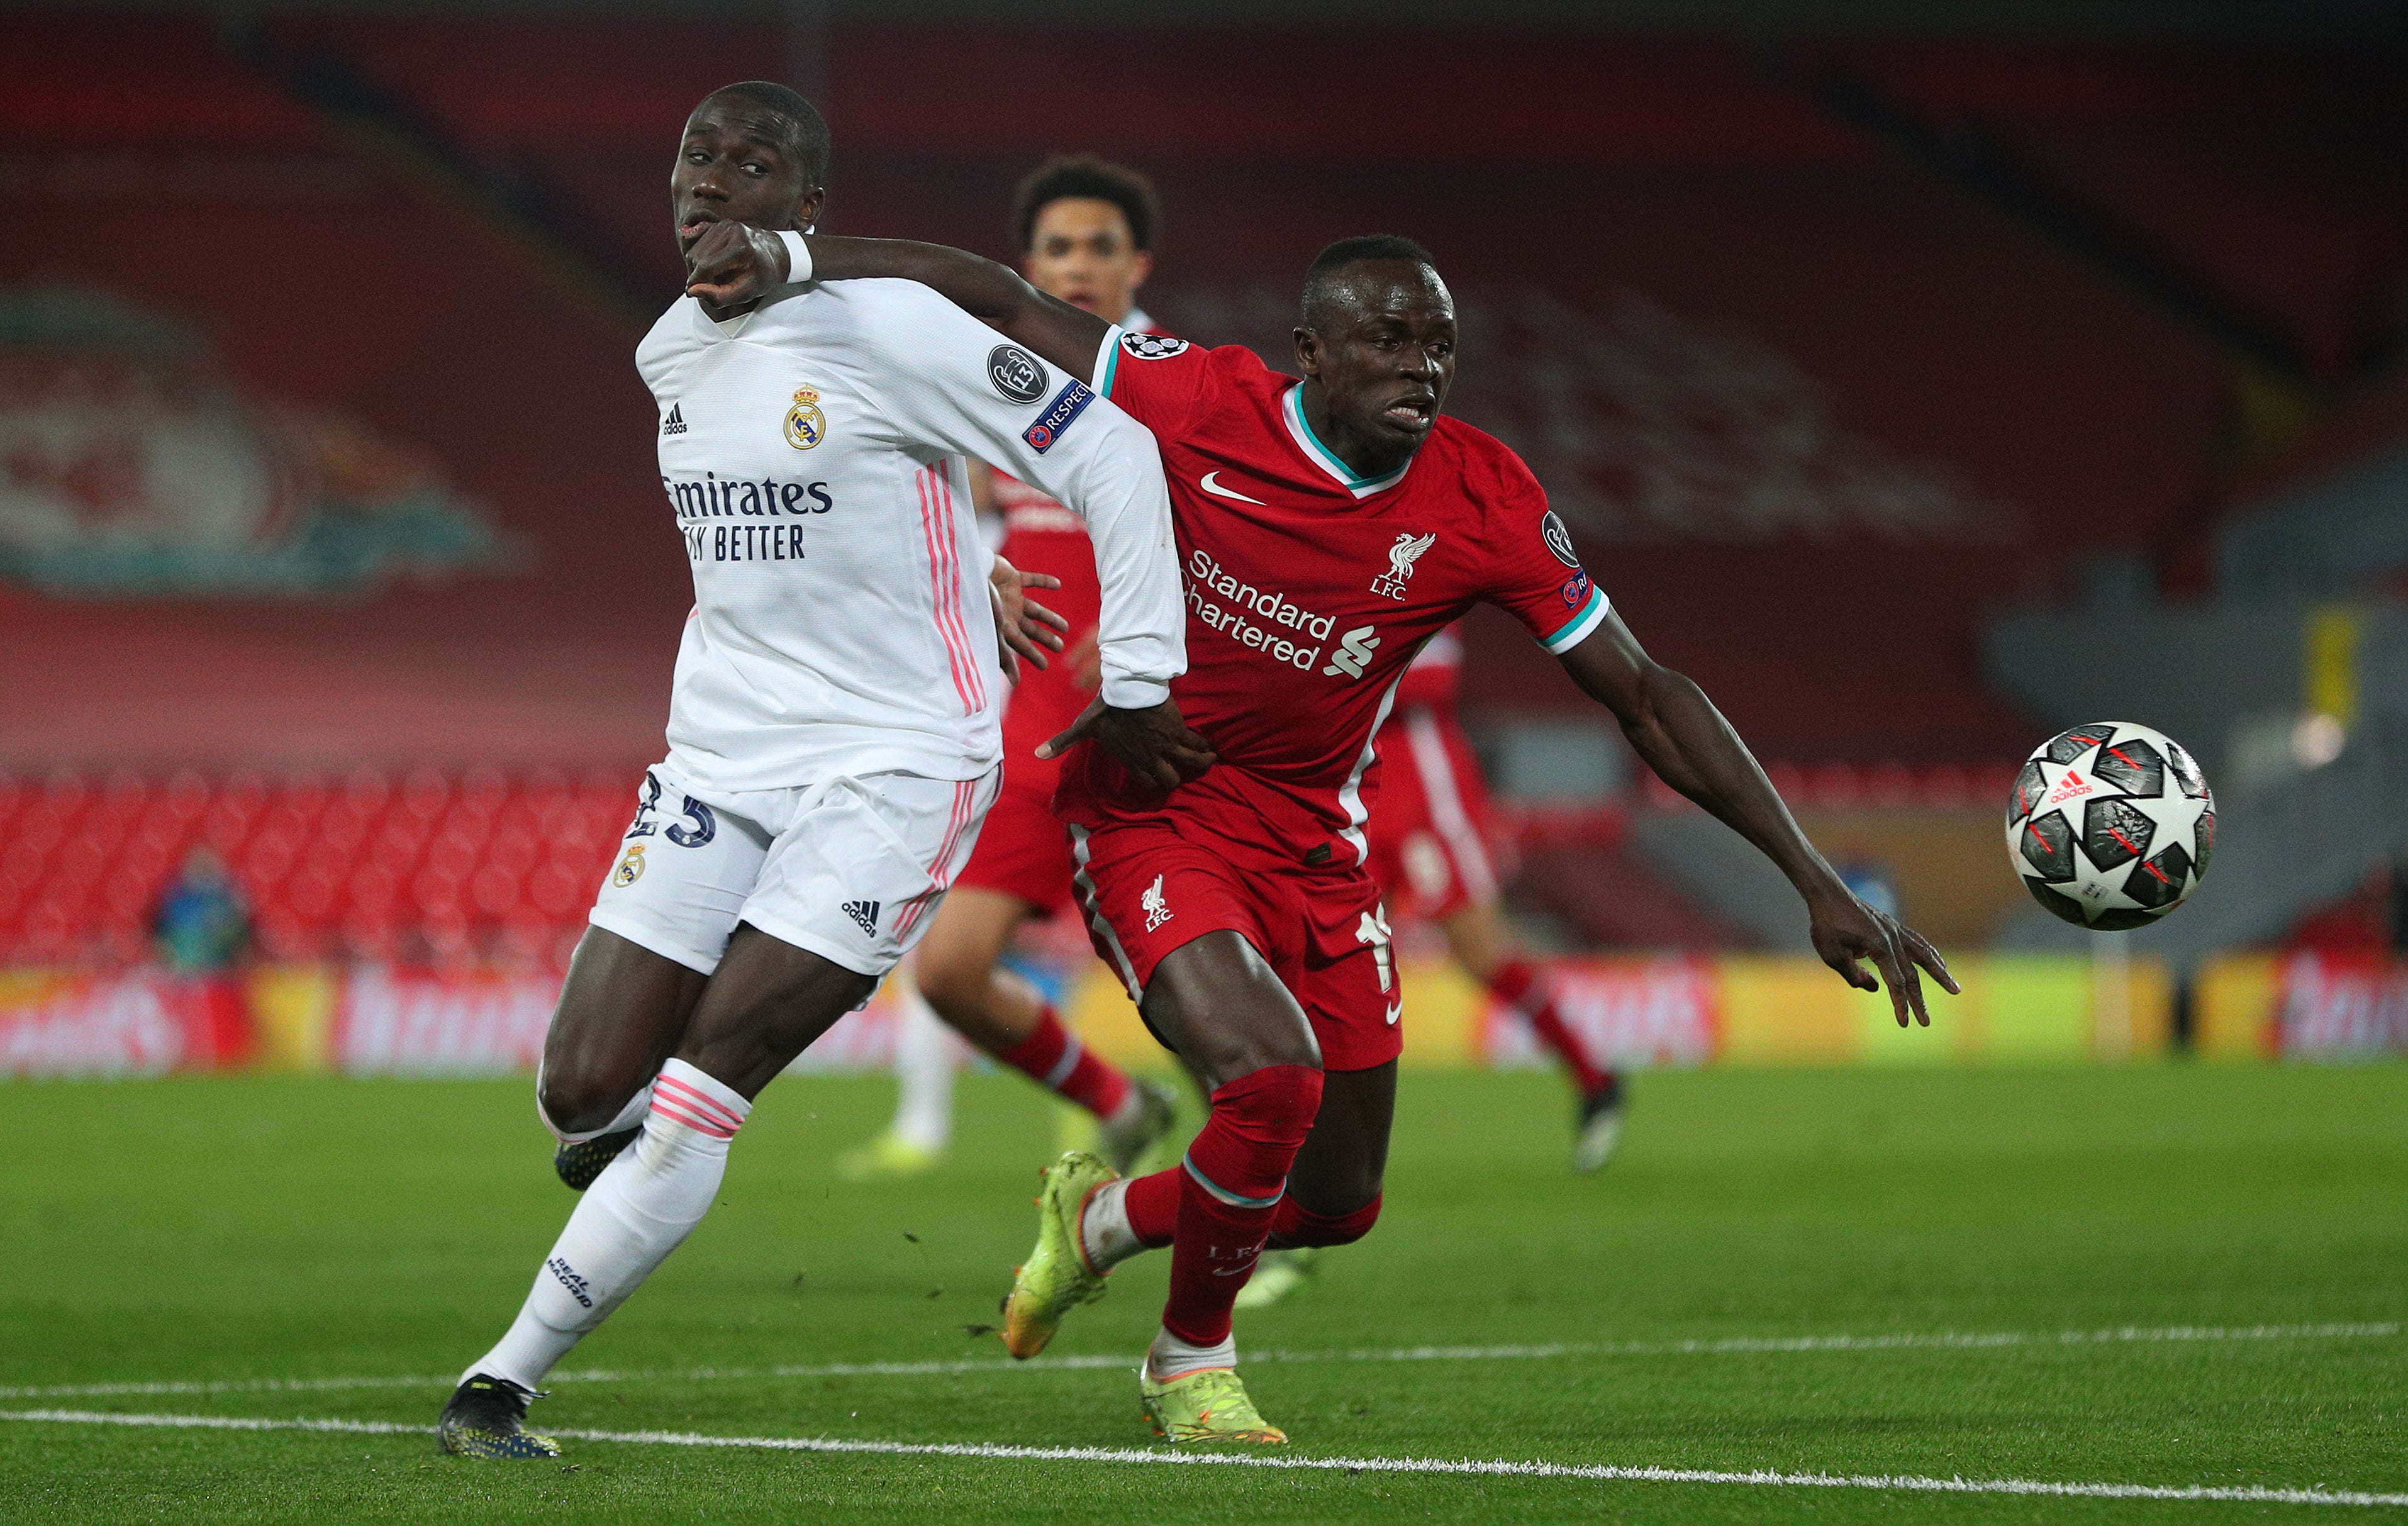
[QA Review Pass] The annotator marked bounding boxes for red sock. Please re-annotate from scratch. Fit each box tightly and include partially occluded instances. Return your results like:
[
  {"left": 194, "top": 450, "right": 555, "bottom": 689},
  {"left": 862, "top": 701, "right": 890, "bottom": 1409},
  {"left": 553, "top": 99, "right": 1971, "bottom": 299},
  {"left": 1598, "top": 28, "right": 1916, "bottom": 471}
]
[
  {"left": 995, "top": 1008, "right": 1133, "bottom": 1121},
  {"left": 1159, "top": 1064, "right": 1322, "bottom": 1348},
  {"left": 1266, "top": 1192, "right": 1382, "bottom": 1250},
  {"left": 1122, "top": 1166, "right": 1181, "bottom": 1246},
  {"left": 1489, "top": 959, "right": 1611, "bottom": 1095}
]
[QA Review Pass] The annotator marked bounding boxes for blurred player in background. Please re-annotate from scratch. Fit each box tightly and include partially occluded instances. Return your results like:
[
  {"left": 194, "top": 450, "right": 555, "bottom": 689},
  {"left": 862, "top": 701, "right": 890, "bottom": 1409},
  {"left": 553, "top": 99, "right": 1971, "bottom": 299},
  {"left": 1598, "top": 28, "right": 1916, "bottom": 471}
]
[
  {"left": 1237, "top": 625, "right": 1627, "bottom": 1306},
  {"left": 1370, "top": 628, "right": 1625, "bottom": 1169},
  {"left": 838, "top": 156, "right": 1179, "bottom": 1182}
]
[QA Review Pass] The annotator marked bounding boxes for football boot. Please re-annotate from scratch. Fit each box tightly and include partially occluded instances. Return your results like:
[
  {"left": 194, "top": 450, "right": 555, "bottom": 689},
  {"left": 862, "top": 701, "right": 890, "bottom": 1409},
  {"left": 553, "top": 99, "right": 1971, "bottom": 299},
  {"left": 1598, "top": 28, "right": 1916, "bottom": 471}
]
[
  {"left": 1000, "top": 1150, "right": 1116, "bottom": 1359},
  {"left": 1139, "top": 1366, "right": 1286, "bottom": 1445},
  {"left": 437, "top": 1374, "right": 560, "bottom": 1459},
  {"left": 1094, "top": 1079, "right": 1180, "bottom": 1176},
  {"left": 1232, "top": 1246, "right": 1321, "bottom": 1311},
  {"left": 1572, "top": 1074, "right": 1626, "bottom": 1174},
  {"left": 554, "top": 1127, "right": 639, "bottom": 1192}
]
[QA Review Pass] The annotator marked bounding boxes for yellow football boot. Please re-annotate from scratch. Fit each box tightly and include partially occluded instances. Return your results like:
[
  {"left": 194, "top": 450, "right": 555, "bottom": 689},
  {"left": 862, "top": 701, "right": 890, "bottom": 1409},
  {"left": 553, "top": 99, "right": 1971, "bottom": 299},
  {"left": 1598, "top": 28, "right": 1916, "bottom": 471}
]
[
  {"left": 1139, "top": 1366, "right": 1287, "bottom": 1445},
  {"left": 833, "top": 1131, "right": 942, "bottom": 1183},
  {"left": 1232, "top": 1246, "right": 1321, "bottom": 1310},
  {"left": 1000, "top": 1150, "right": 1116, "bottom": 1359}
]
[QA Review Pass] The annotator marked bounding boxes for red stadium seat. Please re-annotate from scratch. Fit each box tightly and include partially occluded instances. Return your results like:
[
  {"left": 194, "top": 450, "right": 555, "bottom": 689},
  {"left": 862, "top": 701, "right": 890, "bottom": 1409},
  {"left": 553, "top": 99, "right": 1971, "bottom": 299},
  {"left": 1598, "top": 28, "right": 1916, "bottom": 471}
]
[{"left": 471, "top": 863, "right": 525, "bottom": 918}]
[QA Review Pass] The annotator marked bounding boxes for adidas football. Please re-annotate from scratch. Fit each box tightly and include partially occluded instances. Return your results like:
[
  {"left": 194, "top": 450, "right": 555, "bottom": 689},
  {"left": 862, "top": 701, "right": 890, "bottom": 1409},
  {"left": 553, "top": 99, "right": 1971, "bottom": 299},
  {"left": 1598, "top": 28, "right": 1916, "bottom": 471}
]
[{"left": 2004, "top": 721, "right": 2215, "bottom": 930}]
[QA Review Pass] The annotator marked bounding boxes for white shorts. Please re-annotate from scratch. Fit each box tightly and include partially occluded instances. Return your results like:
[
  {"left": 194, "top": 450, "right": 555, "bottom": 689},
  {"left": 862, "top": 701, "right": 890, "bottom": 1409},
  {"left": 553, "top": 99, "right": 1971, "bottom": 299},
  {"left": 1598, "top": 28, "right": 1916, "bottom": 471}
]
[{"left": 586, "top": 760, "right": 1001, "bottom": 978}]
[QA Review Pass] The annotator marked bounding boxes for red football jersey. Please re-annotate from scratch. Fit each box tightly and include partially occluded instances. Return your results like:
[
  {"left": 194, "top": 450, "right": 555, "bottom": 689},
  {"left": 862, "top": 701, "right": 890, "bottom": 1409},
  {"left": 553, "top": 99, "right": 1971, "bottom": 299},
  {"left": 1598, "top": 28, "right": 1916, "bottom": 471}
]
[
  {"left": 1391, "top": 622, "right": 1464, "bottom": 711},
  {"left": 991, "top": 474, "right": 1102, "bottom": 758},
  {"left": 1055, "top": 330, "right": 1610, "bottom": 864}
]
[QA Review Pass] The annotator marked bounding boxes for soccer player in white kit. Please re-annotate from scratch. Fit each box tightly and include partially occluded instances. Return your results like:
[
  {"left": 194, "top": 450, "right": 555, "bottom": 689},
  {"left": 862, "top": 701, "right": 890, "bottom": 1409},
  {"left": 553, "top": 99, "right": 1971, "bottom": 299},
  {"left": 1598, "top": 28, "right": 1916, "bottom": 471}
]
[{"left": 435, "top": 81, "right": 1199, "bottom": 1459}]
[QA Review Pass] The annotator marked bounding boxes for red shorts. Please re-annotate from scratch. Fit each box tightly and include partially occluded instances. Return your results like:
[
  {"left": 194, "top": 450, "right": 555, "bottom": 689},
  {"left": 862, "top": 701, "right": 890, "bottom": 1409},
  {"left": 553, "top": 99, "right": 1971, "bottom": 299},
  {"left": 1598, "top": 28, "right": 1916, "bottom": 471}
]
[
  {"left": 1067, "top": 816, "right": 1401, "bottom": 1072},
  {"left": 1362, "top": 706, "right": 1504, "bottom": 924},
  {"left": 954, "top": 761, "right": 1073, "bottom": 916}
]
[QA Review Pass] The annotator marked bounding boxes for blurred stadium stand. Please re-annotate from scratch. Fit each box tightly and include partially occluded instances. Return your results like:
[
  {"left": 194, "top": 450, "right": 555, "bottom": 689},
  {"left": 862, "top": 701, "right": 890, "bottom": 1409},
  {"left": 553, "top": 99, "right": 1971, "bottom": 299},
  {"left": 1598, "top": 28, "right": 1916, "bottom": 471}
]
[
  {"left": 0, "top": 766, "right": 637, "bottom": 968},
  {"left": 5, "top": 4, "right": 2406, "bottom": 966}
]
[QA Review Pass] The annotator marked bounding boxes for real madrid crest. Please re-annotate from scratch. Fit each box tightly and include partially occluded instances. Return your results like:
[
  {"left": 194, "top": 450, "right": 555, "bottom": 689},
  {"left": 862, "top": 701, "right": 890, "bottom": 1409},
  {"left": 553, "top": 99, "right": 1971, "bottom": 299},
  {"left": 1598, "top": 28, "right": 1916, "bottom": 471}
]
[
  {"left": 613, "top": 842, "right": 647, "bottom": 886},
  {"left": 784, "top": 386, "right": 827, "bottom": 450}
]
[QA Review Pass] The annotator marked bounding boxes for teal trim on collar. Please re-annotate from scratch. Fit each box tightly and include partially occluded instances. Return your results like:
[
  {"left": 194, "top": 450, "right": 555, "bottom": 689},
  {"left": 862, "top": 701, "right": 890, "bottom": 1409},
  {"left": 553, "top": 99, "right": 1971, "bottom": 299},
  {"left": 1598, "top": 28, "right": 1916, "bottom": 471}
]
[
  {"left": 1096, "top": 325, "right": 1123, "bottom": 398},
  {"left": 1282, "top": 385, "right": 1410, "bottom": 499}
]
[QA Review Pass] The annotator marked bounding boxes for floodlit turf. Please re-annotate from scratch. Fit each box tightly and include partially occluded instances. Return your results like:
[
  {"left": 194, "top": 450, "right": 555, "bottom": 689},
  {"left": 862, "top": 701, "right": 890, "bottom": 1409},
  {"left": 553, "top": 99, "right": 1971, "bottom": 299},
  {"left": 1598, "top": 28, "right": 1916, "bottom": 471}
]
[{"left": 1, "top": 1062, "right": 2402, "bottom": 1522}]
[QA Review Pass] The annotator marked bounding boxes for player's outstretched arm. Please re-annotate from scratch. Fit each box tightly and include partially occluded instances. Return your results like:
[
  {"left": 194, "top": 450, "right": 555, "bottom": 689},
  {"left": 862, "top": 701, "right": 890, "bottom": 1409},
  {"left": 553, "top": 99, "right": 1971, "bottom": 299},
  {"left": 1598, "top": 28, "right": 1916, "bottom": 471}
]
[
  {"left": 1558, "top": 611, "right": 1959, "bottom": 1027},
  {"left": 685, "top": 225, "right": 1112, "bottom": 382}
]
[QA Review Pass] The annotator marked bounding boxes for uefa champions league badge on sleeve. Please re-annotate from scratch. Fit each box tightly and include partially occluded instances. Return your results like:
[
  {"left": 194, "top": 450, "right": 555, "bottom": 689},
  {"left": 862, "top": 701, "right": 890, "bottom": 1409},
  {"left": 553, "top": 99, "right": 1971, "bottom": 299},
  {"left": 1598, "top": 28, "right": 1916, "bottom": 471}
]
[
  {"left": 2004, "top": 721, "right": 2214, "bottom": 929},
  {"left": 1119, "top": 331, "right": 1188, "bottom": 360}
]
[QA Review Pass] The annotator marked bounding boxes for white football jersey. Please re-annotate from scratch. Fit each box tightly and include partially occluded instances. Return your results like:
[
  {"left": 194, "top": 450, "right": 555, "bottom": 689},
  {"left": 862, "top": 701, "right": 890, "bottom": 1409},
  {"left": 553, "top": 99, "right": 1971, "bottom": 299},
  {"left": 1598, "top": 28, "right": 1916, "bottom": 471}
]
[{"left": 635, "top": 278, "right": 1183, "bottom": 791}]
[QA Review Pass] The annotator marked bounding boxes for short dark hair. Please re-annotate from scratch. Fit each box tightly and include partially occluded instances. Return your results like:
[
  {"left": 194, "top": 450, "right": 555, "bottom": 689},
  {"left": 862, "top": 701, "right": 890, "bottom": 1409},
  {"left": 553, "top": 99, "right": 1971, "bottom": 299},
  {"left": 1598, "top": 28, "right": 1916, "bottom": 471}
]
[
  {"left": 1301, "top": 235, "right": 1439, "bottom": 326},
  {"left": 696, "top": 81, "right": 832, "bottom": 186},
  {"left": 1011, "top": 154, "right": 1161, "bottom": 253}
]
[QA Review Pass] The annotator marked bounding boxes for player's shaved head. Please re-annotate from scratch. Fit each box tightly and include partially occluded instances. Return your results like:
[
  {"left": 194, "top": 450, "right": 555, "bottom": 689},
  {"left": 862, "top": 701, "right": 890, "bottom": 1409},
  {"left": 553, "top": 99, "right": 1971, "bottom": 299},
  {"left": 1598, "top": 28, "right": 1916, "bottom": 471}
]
[
  {"left": 691, "top": 81, "right": 832, "bottom": 186},
  {"left": 1292, "top": 234, "right": 1456, "bottom": 479},
  {"left": 1299, "top": 235, "right": 1443, "bottom": 330}
]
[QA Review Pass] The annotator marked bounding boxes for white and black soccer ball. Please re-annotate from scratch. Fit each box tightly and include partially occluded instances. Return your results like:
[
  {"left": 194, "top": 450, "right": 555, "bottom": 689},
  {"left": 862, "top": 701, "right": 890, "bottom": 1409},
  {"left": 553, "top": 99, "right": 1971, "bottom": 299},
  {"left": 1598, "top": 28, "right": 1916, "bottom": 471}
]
[{"left": 2005, "top": 721, "right": 2216, "bottom": 930}]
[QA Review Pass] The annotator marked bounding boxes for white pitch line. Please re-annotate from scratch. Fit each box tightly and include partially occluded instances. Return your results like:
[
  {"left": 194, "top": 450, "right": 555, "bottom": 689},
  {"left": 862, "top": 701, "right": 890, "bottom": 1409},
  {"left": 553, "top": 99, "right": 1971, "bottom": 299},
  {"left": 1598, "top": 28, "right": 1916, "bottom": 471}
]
[
  {"left": 3, "top": 1408, "right": 2404, "bottom": 1510},
  {"left": 0, "top": 1320, "right": 2392, "bottom": 1403}
]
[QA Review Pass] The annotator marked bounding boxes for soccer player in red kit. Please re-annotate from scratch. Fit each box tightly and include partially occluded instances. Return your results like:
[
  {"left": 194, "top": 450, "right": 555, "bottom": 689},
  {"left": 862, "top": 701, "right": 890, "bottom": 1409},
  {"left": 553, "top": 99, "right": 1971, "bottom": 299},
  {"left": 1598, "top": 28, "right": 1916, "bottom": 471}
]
[
  {"left": 701, "top": 227, "right": 1956, "bottom": 1444},
  {"left": 839, "top": 156, "right": 1179, "bottom": 1181}
]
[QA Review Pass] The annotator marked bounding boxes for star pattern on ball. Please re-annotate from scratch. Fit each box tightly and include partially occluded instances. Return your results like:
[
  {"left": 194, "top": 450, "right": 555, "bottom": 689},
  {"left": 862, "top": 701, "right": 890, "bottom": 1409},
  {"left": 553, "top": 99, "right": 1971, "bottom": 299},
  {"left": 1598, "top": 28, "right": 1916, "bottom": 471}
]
[{"left": 2005, "top": 723, "right": 2213, "bottom": 929}]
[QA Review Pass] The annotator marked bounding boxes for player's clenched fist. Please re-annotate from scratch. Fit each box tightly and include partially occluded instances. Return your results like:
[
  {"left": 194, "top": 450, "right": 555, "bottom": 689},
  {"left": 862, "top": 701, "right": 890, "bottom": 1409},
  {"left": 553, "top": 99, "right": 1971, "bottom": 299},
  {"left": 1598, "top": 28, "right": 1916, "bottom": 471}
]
[
  {"left": 1038, "top": 697, "right": 1215, "bottom": 792},
  {"left": 684, "top": 221, "right": 789, "bottom": 308}
]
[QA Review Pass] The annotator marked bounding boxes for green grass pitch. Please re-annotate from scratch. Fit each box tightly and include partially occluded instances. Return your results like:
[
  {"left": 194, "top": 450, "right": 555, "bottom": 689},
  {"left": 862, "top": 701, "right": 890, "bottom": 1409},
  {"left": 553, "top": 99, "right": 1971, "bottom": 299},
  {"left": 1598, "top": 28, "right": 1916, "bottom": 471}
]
[{"left": 1, "top": 1062, "right": 2402, "bottom": 1522}]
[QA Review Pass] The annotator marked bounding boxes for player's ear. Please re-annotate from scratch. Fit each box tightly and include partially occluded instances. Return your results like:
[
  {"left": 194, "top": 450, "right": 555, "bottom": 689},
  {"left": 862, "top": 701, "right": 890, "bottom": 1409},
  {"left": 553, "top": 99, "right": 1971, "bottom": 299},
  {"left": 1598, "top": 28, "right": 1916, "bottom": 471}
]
[
  {"left": 1127, "top": 250, "right": 1154, "bottom": 292},
  {"left": 793, "top": 185, "right": 827, "bottom": 232},
  {"left": 1293, "top": 326, "right": 1322, "bottom": 377}
]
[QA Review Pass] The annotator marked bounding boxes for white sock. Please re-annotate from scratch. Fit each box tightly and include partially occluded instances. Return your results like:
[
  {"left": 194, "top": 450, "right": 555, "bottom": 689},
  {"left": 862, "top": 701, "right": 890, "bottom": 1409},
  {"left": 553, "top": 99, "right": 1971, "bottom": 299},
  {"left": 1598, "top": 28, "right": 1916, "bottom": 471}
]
[
  {"left": 1145, "top": 1325, "right": 1236, "bottom": 1381},
  {"left": 889, "top": 981, "right": 959, "bottom": 1153},
  {"left": 536, "top": 1066, "right": 652, "bottom": 1146},
  {"left": 1101, "top": 1087, "right": 1147, "bottom": 1129},
  {"left": 1079, "top": 1177, "right": 1148, "bottom": 1273},
  {"left": 464, "top": 1059, "right": 750, "bottom": 1390}
]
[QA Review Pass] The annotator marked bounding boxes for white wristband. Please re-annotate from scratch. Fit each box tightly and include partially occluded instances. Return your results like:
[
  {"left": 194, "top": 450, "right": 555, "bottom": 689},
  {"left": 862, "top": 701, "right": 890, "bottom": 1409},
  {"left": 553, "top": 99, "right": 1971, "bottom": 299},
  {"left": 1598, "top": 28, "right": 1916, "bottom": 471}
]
[{"left": 775, "top": 229, "right": 813, "bottom": 286}]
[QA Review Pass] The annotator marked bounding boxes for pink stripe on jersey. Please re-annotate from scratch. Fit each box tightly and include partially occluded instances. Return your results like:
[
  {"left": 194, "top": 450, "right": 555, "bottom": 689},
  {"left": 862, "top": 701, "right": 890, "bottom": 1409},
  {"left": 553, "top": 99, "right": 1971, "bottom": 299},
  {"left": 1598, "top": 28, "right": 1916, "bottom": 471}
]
[
  {"left": 915, "top": 469, "right": 977, "bottom": 715},
  {"left": 935, "top": 468, "right": 988, "bottom": 711},
  {"left": 916, "top": 465, "right": 986, "bottom": 717},
  {"left": 652, "top": 1074, "right": 744, "bottom": 1138}
]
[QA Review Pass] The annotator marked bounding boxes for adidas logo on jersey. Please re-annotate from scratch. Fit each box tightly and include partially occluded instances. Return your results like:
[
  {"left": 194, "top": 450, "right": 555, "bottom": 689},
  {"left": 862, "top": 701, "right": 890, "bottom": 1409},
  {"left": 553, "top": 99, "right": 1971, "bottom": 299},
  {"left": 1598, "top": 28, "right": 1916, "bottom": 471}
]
[
  {"left": 842, "top": 900, "right": 880, "bottom": 937},
  {"left": 662, "top": 403, "right": 688, "bottom": 436},
  {"left": 1322, "top": 625, "right": 1381, "bottom": 679}
]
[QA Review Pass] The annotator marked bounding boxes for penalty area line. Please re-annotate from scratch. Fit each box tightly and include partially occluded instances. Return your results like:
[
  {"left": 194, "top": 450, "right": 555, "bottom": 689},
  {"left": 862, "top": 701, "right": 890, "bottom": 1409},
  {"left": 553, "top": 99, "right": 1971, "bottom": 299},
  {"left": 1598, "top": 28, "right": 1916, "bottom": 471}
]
[
  {"left": 0, "top": 1320, "right": 2394, "bottom": 1403},
  {"left": 1, "top": 1407, "right": 2404, "bottom": 1509}
]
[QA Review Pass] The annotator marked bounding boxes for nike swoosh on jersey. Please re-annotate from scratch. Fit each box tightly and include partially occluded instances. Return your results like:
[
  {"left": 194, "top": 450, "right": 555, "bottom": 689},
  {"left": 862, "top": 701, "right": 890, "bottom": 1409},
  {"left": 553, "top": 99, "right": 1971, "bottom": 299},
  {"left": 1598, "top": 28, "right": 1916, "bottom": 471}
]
[
  {"left": 1385, "top": 1002, "right": 1402, "bottom": 1026},
  {"left": 1198, "top": 471, "right": 1266, "bottom": 504}
]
